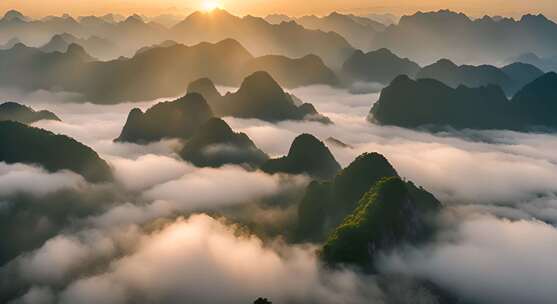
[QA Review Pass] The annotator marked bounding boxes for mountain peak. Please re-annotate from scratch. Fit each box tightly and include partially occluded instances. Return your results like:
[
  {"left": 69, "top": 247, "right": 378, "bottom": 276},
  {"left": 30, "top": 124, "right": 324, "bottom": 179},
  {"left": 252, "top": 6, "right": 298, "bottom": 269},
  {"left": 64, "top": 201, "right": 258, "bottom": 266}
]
[
  {"left": 520, "top": 13, "right": 551, "bottom": 23},
  {"left": 261, "top": 133, "right": 341, "bottom": 180},
  {"left": 187, "top": 77, "right": 221, "bottom": 102},
  {"left": 2, "top": 10, "right": 26, "bottom": 22},
  {"left": 239, "top": 71, "right": 284, "bottom": 95}
]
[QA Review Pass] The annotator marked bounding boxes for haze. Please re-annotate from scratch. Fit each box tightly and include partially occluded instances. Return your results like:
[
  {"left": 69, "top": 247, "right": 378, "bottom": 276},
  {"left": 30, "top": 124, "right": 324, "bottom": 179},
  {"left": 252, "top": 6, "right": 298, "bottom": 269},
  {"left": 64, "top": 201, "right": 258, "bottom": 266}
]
[{"left": 2, "top": 0, "right": 556, "bottom": 20}]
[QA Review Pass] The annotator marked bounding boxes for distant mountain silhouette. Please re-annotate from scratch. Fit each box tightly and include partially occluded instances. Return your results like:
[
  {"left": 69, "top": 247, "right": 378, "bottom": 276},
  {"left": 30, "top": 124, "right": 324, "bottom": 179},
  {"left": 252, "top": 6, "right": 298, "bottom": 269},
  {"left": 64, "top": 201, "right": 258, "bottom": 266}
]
[
  {"left": 373, "top": 10, "right": 557, "bottom": 64},
  {"left": 187, "top": 72, "right": 332, "bottom": 123},
  {"left": 293, "top": 12, "right": 385, "bottom": 51},
  {"left": 39, "top": 33, "right": 116, "bottom": 59},
  {"left": 264, "top": 14, "right": 292, "bottom": 24},
  {"left": 242, "top": 54, "right": 339, "bottom": 88},
  {"left": 509, "top": 53, "right": 557, "bottom": 73},
  {"left": 321, "top": 176, "right": 441, "bottom": 269},
  {"left": 261, "top": 134, "right": 341, "bottom": 180},
  {"left": 172, "top": 9, "right": 354, "bottom": 68},
  {"left": 417, "top": 59, "right": 543, "bottom": 95},
  {"left": 187, "top": 78, "right": 222, "bottom": 106},
  {"left": 0, "top": 37, "right": 20, "bottom": 49},
  {"left": 0, "top": 121, "right": 112, "bottom": 182},
  {"left": 365, "top": 13, "right": 399, "bottom": 26},
  {"left": 0, "top": 40, "right": 339, "bottom": 104},
  {"left": 501, "top": 62, "right": 545, "bottom": 90},
  {"left": 342, "top": 48, "right": 421, "bottom": 84},
  {"left": 370, "top": 73, "right": 557, "bottom": 130},
  {"left": 116, "top": 93, "right": 214, "bottom": 144},
  {"left": 134, "top": 40, "right": 178, "bottom": 55},
  {"left": 0, "top": 102, "right": 60, "bottom": 124},
  {"left": 295, "top": 152, "right": 398, "bottom": 242},
  {"left": 180, "top": 118, "right": 268, "bottom": 168}
]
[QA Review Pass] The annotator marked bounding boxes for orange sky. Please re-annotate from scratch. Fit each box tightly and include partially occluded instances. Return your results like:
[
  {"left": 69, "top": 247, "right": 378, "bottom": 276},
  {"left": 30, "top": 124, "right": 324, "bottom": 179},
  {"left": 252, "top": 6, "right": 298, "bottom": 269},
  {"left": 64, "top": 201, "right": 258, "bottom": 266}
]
[{"left": 1, "top": 0, "right": 555, "bottom": 20}]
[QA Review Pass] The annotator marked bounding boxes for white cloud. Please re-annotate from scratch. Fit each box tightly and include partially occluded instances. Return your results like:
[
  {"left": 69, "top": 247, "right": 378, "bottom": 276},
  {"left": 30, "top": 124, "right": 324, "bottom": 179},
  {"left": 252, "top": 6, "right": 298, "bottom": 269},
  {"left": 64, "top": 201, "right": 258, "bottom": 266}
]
[
  {"left": 0, "top": 163, "right": 84, "bottom": 197},
  {"left": 380, "top": 213, "right": 557, "bottom": 304}
]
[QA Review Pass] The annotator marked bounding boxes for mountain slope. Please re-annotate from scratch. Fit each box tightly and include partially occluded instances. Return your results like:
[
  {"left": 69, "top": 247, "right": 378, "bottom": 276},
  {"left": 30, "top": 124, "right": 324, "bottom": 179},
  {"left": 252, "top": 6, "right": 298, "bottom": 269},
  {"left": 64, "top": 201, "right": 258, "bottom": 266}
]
[
  {"left": 342, "top": 48, "right": 421, "bottom": 84},
  {"left": 296, "top": 152, "right": 399, "bottom": 242},
  {"left": 116, "top": 93, "right": 214, "bottom": 144},
  {"left": 0, "top": 102, "right": 60, "bottom": 124},
  {"left": 322, "top": 177, "right": 441, "bottom": 269},
  {"left": 0, "top": 121, "right": 112, "bottom": 182},
  {"left": 180, "top": 118, "right": 268, "bottom": 168}
]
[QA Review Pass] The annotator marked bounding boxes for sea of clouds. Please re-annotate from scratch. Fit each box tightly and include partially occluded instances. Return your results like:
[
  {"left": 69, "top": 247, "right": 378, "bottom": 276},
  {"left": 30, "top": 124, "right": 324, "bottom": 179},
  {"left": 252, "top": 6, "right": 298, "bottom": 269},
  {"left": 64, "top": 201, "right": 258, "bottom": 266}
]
[{"left": 1, "top": 84, "right": 556, "bottom": 303}]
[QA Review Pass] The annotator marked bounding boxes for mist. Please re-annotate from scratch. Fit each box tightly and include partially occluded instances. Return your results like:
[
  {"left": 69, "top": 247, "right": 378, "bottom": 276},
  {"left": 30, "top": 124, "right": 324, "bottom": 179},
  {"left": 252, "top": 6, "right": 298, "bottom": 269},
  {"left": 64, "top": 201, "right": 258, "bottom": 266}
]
[{"left": 2, "top": 76, "right": 557, "bottom": 303}]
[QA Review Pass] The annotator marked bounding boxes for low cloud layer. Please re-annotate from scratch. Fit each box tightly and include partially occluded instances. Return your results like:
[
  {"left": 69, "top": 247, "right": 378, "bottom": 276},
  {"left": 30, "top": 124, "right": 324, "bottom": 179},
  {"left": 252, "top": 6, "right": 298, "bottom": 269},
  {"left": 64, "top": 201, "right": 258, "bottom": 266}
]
[
  {"left": 0, "top": 163, "right": 84, "bottom": 197},
  {"left": 2, "top": 85, "right": 557, "bottom": 304},
  {"left": 380, "top": 212, "right": 557, "bottom": 304}
]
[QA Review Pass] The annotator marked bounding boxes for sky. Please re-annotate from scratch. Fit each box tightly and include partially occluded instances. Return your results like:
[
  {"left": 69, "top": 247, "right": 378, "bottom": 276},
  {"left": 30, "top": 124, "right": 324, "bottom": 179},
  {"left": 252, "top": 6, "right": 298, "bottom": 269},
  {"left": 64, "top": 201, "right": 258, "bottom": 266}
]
[{"left": 1, "top": 0, "right": 556, "bottom": 20}]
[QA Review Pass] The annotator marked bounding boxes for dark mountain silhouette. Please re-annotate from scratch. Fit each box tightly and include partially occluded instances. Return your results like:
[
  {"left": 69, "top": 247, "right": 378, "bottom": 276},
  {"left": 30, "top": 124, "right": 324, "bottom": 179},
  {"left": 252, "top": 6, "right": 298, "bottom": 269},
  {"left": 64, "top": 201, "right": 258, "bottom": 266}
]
[
  {"left": 116, "top": 93, "right": 214, "bottom": 144},
  {"left": 342, "top": 48, "right": 421, "bottom": 84},
  {"left": 261, "top": 134, "right": 341, "bottom": 180},
  {"left": 0, "top": 121, "right": 112, "bottom": 182},
  {"left": 512, "top": 72, "right": 557, "bottom": 126},
  {"left": 321, "top": 176, "right": 441, "bottom": 269},
  {"left": 370, "top": 73, "right": 557, "bottom": 130},
  {"left": 509, "top": 53, "right": 557, "bottom": 72},
  {"left": 172, "top": 9, "right": 354, "bottom": 68},
  {"left": 242, "top": 54, "right": 339, "bottom": 88},
  {"left": 187, "top": 78, "right": 222, "bottom": 107},
  {"left": 0, "top": 102, "right": 60, "bottom": 124},
  {"left": 295, "top": 152, "right": 398, "bottom": 242},
  {"left": 501, "top": 62, "right": 545, "bottom": 89},
  {"left": 0, "top": 42, "right": 95, "bottom": 93},
  {"left": 180, "top": 118, "right": 268, "bottom": 168},
  {"left": 187, "top": 72, "right": 332, "bottom": 123},
  {"left": 370, "top": 75, "right": 520, "bottom": 129},
  {"left": 417, "top": 59, "right": 543, "bottom": 95},
  {"left": 373, "top": 10, "right": 557, "bottom": 64},
  {"left": 293, "top": 12, "right": 385, "bottom": 50}
]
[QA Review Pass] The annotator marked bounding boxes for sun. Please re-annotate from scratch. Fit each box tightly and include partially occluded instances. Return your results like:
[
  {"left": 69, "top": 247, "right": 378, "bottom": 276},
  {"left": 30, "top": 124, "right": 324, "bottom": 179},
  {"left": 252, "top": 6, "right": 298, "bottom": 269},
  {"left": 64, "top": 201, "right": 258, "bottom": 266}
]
[{"left": 201, "top": 1, "right": 222, "bottom": 12}]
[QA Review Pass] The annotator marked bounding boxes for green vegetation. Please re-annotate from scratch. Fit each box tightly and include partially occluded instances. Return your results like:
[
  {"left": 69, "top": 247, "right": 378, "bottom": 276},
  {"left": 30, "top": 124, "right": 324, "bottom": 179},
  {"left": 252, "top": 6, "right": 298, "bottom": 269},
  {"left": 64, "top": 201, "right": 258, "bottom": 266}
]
[
  {"left": 321, "top": 177, "right": 441, "bottom": 268},
  {"left": 295, "top": 152, "right": 398, "bottom": 242},
  {"left": 0, "top": 121, "right": 112, "bottom": 182}
]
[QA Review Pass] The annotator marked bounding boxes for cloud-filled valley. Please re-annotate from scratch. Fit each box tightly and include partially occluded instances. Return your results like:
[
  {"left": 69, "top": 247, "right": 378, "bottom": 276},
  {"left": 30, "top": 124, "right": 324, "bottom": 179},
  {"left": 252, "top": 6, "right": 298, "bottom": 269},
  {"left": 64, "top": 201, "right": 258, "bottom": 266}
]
[{"left": 1, "top": 6, "right": 557, "bottom": 304}]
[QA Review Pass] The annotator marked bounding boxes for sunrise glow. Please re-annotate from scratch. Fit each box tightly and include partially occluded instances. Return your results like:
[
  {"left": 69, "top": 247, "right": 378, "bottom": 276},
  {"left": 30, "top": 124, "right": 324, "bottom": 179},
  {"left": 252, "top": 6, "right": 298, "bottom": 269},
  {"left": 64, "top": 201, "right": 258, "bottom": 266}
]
[{"left": 201, "top": 1, "right": 221, "bottom": 12}]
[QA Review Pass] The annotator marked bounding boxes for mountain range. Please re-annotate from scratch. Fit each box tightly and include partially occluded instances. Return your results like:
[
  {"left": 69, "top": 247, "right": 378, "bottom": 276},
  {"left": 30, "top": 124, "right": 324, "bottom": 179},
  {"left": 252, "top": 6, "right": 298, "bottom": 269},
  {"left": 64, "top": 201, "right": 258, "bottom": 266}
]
[
  {"left": 0, "top": 39, "right": 338, "bottom": 103},
  {"left": 370, "top": 72, "right": 557, "bottom": 130},
  {"left": 171, "top": 10, "right": 355, "bottom": 68},
  {"left": 267, "top": 12, "right": 385, "bottom": 51},
  {"left": 0, "top": 102, "right": 60, "bottom": 124},
  {"left": 372, "top": 10, "right": 557, "bottom": 64},
  {"left": 119, "top": 72, "right": 330, "bottom": 144},
  {"left": 186, "top": 72, "right": 332, "bottom": 123}
]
